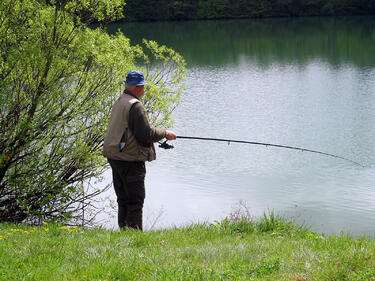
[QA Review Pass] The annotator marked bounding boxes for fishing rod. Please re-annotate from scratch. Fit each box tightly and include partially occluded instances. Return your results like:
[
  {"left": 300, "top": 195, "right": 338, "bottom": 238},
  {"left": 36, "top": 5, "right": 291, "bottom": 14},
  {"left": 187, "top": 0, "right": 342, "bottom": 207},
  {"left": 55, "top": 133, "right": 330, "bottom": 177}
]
[{"left": 158, "top": 135, "right": 365, "bottom": 167}]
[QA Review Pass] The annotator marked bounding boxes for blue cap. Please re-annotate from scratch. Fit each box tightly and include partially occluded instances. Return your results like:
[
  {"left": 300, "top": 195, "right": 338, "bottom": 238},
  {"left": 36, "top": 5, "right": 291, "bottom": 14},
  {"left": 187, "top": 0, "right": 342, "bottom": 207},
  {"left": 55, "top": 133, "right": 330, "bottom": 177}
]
[{"left": 124, "top": 70, "right": 147, "bottom": 86}]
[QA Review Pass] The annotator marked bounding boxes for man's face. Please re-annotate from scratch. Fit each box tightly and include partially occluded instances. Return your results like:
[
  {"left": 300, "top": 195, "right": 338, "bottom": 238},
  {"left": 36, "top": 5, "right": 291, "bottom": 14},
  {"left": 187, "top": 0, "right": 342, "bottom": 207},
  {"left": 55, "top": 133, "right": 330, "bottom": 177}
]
[{"left": 136, "top": 85, "right": 144, "bottom": 96}]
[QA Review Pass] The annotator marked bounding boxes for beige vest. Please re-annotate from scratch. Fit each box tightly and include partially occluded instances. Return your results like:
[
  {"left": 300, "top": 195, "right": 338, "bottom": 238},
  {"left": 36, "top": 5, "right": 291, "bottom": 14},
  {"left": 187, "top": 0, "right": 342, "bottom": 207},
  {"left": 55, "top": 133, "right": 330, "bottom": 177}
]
[{"left": 103, "top": 93, "right": 156, "bottom": 162}]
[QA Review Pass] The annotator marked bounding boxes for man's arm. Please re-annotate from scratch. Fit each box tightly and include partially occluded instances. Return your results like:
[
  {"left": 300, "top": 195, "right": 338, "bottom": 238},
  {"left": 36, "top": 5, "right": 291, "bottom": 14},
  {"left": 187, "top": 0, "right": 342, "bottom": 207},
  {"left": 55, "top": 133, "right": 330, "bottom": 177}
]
[{"left": 129, "top": 103, "right": 173, "bottom": 145}]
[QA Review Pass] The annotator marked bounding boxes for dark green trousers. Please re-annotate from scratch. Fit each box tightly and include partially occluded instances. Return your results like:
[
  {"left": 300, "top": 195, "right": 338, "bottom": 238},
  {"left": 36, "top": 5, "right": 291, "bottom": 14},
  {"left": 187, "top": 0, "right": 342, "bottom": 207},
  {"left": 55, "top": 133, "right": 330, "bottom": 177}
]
[{"left": 108, "top": 159, "right": 146, "bottom": 230}]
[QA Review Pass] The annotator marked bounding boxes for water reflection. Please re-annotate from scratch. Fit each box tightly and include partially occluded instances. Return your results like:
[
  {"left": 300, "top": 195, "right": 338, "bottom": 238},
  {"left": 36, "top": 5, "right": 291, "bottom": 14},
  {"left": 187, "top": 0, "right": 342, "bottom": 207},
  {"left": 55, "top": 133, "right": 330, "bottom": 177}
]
[{"left": 109, "top": 16, "right": 375, "bottom": 68}]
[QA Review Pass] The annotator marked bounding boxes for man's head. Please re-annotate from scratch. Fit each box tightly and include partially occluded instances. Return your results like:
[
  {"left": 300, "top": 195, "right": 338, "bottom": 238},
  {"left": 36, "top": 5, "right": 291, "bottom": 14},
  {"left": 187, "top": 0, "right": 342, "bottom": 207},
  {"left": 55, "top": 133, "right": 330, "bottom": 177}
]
[{"left": 124, "top": 70, "right": 147, "bottom": 98}]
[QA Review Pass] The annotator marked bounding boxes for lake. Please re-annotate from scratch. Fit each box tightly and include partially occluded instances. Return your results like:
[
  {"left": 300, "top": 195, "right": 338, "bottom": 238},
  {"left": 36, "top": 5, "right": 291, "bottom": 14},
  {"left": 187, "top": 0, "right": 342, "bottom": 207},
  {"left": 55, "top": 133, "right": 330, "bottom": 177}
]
[{"left": 99, "top": 16, "right": 375, "bottom": 235}]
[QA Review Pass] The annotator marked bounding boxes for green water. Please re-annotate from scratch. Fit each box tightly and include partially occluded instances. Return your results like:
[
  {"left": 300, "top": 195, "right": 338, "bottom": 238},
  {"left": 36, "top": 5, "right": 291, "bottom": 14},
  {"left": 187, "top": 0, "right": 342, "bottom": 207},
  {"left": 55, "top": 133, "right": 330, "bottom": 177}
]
[
  {"left": 109, "top": 16, "right": 375, "bottom": 68},
  {"left": 101, "top": 16, "right": 375, "bottom": 235}
]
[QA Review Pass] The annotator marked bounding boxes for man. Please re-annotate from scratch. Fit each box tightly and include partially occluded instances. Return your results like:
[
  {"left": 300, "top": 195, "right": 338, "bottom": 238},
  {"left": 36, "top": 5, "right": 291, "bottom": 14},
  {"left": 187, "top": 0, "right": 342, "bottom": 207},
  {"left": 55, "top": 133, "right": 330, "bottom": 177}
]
[{"left": 103, "top": 70, "right": 176, "bottom": 230}]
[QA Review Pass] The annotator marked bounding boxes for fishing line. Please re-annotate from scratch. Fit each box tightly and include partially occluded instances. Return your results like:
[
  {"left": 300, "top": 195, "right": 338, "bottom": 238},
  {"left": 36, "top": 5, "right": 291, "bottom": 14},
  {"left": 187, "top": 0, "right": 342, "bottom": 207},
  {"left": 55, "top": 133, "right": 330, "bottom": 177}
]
[{"left": 158, "top": 135, "right": 365, "bottom": 167}]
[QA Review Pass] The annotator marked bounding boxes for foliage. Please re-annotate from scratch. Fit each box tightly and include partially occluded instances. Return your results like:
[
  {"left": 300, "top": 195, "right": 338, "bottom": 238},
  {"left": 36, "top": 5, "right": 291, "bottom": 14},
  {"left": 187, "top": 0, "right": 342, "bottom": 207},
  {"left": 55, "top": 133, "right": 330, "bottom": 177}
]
[
  {"left": 123, "top": 0, "right": 173, "bottom": 21},
  {"left": 1, "top": 218, "right": 375, "bottom": 280},
  {"left": 141, "top": 39, "right": 187, "bottom": 128},
  {"left": 123, "top": 0, "right": 375, "bottom": 21},
  {"left": 0, "top": 0, "right": 186, "bottom": 224}
]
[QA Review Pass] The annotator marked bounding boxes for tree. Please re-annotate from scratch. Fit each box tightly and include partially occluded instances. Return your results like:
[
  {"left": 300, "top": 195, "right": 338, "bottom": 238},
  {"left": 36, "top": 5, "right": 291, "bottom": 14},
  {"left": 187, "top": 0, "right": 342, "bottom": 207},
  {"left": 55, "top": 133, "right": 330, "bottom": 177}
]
[{"left": 0, "top": 0, "right": 186, "bottom": 225}]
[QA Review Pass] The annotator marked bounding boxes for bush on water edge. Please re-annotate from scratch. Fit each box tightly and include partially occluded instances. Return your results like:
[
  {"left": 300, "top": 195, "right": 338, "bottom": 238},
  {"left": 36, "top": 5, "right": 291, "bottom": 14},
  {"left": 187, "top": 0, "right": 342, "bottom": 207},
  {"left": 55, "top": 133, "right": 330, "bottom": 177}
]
[{"left": 1, "top": 213, "right": 375, "bottom": 280}]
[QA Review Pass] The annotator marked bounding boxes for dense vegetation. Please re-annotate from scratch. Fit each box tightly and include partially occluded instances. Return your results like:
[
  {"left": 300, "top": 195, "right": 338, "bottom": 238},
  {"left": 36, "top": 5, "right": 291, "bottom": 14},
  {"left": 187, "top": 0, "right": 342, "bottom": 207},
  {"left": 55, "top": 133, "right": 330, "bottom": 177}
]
[
  {"left": 124, "top": 0, "right": 375, "bottom": 21},
  {"left": 0, "top": 0, "right": 186, "bottom": 225},
  {"left": 1, "top": 214, "right": 375, "bottom": 280}
]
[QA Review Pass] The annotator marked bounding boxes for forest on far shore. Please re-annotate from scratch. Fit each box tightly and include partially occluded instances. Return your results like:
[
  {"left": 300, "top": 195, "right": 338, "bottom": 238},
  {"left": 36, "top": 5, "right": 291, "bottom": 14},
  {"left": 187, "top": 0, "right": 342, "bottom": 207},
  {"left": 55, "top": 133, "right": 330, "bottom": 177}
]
[{"left": 123, "top": 0, "right": 375, "bottom": 21}]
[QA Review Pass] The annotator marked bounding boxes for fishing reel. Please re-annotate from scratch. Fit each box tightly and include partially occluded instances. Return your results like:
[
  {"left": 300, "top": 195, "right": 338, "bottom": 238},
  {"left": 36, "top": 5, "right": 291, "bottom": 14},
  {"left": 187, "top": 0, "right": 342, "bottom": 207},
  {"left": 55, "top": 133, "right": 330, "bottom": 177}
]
[{"left": 158, "top": 140, "right": 174, "bottom": 149}]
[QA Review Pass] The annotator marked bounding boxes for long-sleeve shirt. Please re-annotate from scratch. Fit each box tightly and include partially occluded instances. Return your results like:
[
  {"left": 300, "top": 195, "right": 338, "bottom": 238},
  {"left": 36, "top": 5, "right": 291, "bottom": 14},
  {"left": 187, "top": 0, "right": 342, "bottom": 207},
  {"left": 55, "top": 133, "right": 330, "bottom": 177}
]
[{"left": 127, "top": 91, "right": 166, "bottom": 147}]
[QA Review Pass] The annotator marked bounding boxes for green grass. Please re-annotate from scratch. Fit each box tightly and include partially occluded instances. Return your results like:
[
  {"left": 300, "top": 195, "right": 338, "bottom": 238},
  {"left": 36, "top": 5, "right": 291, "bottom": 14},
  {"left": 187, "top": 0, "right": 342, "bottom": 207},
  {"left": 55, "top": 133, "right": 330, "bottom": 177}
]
[{"left": 1, "top": 214, "right": 375, "bottom": 280}]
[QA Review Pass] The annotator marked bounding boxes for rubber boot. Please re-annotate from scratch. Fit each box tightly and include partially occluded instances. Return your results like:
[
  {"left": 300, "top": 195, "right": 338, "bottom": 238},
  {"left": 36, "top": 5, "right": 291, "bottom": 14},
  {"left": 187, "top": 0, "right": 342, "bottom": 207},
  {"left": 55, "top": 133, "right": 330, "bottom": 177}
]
[
  {"left": 118, "top": 205, "right": 128, "bottom": 229},
  {"left": 127, "top": 209, "right": 143, "bottom": 231}
]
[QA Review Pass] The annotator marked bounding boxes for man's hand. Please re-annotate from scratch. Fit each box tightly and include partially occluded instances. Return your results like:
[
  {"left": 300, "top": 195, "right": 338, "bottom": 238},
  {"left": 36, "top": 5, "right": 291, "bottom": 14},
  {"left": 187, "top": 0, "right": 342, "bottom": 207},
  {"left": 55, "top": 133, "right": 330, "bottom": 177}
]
[{"left": 165, "top": 130, "right": 177, "bottom": 140}]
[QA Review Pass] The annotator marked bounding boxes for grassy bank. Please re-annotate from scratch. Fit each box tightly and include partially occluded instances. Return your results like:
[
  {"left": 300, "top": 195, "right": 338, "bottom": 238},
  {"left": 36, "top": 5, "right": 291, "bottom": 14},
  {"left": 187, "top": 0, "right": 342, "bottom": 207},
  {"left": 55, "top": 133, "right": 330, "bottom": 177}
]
[{"left": 1, "top": 214, "right": 375, "bottom": 280}]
